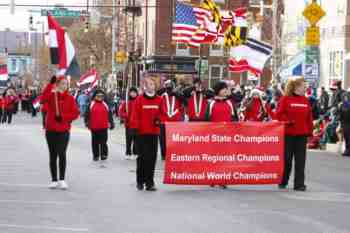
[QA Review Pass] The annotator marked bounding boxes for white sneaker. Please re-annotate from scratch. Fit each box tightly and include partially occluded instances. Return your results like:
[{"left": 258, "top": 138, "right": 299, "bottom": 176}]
[
  {"left": 132, "top": 154, "right": 138, "bottom": 160},
  {"left": 48, "top": 182, "right": 59, "bottom": 189},
  {"left": 58, "top": 180, "right": 68, "bottom": 190},
  {"left": 100, "top": 160, "right": 107, "bottom": 168},
  {"left": 125, "top": 155, "right": 132, "bottom": 160}
]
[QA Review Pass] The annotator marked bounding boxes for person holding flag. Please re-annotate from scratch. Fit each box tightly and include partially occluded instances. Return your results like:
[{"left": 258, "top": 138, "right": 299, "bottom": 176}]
[
  {"left": 159, "top": 80, "right": 184, "bottom": 160},
  {"left": 41, "top": 75, "right": 79, "bottom": 190},
  {"left": 118, "top": 87, "right": 139, "bottom": 160},
  {"left": 184, "top": 78, "right": 208, "bottom": 121}
]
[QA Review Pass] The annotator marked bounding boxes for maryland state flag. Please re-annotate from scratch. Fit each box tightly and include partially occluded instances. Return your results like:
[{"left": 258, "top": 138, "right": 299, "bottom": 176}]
[
  {"left": 201, "top": 0, "right": 221, "bottom": 29},
  {"left": 224, "top": 26, "right": 248, "bottom": 47},
  {"left": 223, "top": 8, "right": 248, "bottom": 48}
]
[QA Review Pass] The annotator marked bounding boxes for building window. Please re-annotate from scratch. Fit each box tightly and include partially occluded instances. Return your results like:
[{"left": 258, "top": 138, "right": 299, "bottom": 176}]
[
  {"left": 176, "top": 43, "right": 190, "bottom": 56},
  {"left": 210, "top": 44, "right": 223, "bottom": 57}
]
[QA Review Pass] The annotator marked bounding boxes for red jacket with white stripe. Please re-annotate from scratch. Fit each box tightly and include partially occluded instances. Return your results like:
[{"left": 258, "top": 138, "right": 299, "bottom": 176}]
[
  {"left": 130, "top": 93, "right": 162, "bottom": 135},
  {"left": 206, "top": 99, "right": 236, "bottom": 122},
  {"left": 41, "top": 83, "right": 80, "bottom": 132},
  {"left": 276, "top": 95, "right": 313, "bottom": 136},
  {"left": 187, "top": 92, "right": 208, "bottom": 121},
  {"left": 85, "top": 100, "right": 113, "bottom": 131},
  {"left": 160, "top": 93, "right": 184, "bottom": 122}
]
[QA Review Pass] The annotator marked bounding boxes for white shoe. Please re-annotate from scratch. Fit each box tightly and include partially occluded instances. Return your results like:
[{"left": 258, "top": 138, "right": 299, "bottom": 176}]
[
  {"left": 100, "top": 160, "right": 107, "bottom": 168},
  {"left": 125, "top": 155, "right": 132, "bottom": 160},
  {"left": 48, "top": 182, "right": 59, "bottom": 189},
  {"left": 132, "top": 154, "right": 138, "bottom": 160},
  {"left": 58, "top": 180, "right": 68, "bottom": 190}
]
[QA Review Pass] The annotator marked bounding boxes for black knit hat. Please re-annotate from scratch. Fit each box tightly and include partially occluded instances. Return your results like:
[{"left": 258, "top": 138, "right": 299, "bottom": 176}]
[
  {"left": 92, "top": 89, "right": 105, "bottom": 99},
  {"left": 213, "top": 81, "right": 228, "bottom": 95},
  {"left": 129, "top": 87, "right": 138, "bottom": 94},
  {"left": 193, "top": 78, "right": 201, "bottom": 85}
]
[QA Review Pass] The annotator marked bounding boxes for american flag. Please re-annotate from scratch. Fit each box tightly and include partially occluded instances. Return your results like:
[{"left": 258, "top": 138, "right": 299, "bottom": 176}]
[{"left": 172, "top": 2, "right": 213, "bottom": 47}]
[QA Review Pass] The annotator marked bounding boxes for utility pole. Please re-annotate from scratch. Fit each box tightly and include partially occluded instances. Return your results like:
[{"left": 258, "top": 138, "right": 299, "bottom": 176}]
[
  {"left": 271, "top": 0, "right": 279, "bottom": 81},
  {"left": 112, "top": 0, "right": 116, "bottom": 77}
]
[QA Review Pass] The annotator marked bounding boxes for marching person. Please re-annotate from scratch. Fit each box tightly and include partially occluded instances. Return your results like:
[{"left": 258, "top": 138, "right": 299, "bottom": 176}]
[
  {"left": 244, "top": 88, "right": 268, "bottom": 122},
  {"left": 84, "top": 89, "right": 115, "bottom": 167},
  {"left": 185, "top": 78, "right": 208, "bottom": 122},
  {"left": 206, "top": 81, "right": 238, "bottom": 189},
  {"left": 130, "top": 77, "right": 162, "bottom": 191},
  {"left": 159, "top": 80, "right": 184, "bottom": 160},
  {"left": 276, "top": 76, "right": 313, "bottom": 191},
  {"left": 41, "top": 75, "right": 80, "bottom": 190},
  {"left": 2, "top": 88, "right": 17, "bottom": 124},
  {"left": 118, "top": 87, "right": 139, "bottom": 160},
  {"left": 339, "top": 91, "right": 350, "bottom": 157},
  {"left": 0, "top": 94, "right": 4, "bottom": 124}
]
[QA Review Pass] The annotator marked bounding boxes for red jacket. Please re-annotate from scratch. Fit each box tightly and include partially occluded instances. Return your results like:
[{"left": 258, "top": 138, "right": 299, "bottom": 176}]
[
  {"left": 0, "top": 97, "right": 4, "bottom": 109},
  {"left": 130, "top": 93, "right": 162, "bottom": 135},
  {"left": 187, "top": 92, "right": 208, "bottom": 121},
  {"left": 41, "top": 84, "right": 79, "bottom": 132},
  {"left": 86, "top": 100, "right": 111, "bottom": 131},
  {"left": 206, "top": 99, "right": 235, "bottom": 122},
  {"left": 4, "top": 95, "right": 17, "bottom": 111},
  {"left": 118, "top": 98, "right": 137, "bottom": 128},
  {"left": 245, "top": 97, "right": 264, "bottom": 121},
  {"left": 160, "top": 93, "right": 184, "bottom": 122},
  {"left": 276, "top": 95, "right": 313, "bottom": 136}
]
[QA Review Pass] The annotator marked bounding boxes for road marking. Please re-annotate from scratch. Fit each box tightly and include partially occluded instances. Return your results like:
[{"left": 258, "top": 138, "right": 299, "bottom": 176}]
[
  {"left": 0, "top": 200, "right": 71, "bottom": 205},
  {"left": 0, "top": 182, "right": 47, "bottom": 188},
  {"left": 0, "top": 224, "right": 89, "bottom": 232}
]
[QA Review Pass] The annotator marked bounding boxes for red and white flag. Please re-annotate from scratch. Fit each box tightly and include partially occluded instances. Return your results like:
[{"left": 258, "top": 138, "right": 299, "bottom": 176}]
[
  {"left": 48, "top": 14, "right": 80, "bottom": 77},
  {"left": 78, "top": 69, "right": 100, "bottom": 93},
  {"left": 0, "top": 65, "right": 8, "bottom": 81}
]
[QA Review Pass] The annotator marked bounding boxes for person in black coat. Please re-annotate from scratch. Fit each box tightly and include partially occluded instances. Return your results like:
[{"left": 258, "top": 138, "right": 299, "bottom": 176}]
[{"left": 339, "top": 91, "right": 350, "bottom": 157}]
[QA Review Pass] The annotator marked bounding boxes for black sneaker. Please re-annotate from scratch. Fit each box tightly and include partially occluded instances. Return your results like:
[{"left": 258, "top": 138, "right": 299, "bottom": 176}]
[
  {"left": 294, "top": 185, "right": 307, "bottom": 192},
  {"left": 145, "top": 186, "right": 157, "bottom": 191},
  {"left": 136, "top": 184, "right": 144, "bottom": 191},
  {"left": 278, "top": 184, "right": 287, "bottom": 189},
  {"left": 220, "top": 185, "right": 227, "bottom": 189}
]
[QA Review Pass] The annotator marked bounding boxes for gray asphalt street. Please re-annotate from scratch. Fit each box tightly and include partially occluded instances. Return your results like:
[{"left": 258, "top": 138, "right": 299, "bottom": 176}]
[{"left": 0, "top": 113, "right": 350, "bottom": 233}]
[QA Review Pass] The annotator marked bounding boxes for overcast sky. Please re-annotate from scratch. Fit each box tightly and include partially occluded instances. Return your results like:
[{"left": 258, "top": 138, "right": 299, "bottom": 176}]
[{"left": 0, "top": 0, "right": 87, "bottom": 31}]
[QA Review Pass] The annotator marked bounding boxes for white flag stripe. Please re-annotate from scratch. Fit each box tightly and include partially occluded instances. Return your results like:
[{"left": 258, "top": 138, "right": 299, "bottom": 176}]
[
  {"left": 64, "top": 33, "right": 75, "bottom": 68},
  {"left": 49, "top": 30, "right": 58, "bottom": 48}
]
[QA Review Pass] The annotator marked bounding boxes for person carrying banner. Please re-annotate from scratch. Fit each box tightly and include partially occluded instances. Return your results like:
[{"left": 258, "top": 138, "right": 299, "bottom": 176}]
[
  {"left": 184, "top": 78, "right": 208, "bottom": 122},
  {"left": 41, "top": 75, "right": 80, "bottom": 190},
  {"left": 130, "top": 77, "right": 162, "bottom": 191},
  {"left": 118, "top": 87, "right": 139, "bottom": 160},
  {"left": 159, "top": 80, "right": 184, "bottom": 160},
  {"left": 206, "top": 81, "right": 238, "bottom": 189},
  {"left": 84, "top": 89, "right": 115, "bottom": 167},
  {"left": 276, "top": 76, "right": 313, "bottom": 191}
]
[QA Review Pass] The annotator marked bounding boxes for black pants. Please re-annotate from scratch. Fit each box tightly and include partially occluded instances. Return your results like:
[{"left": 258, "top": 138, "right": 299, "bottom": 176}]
[
  {"left": 31, "top": 104, "right": 37, "bottom": 117},
  {"left": 343, "top": 126, "right": 350, "bottom": 156},
  {"left": 125, "top": 128, "right": 137, "bottom": 155},
  {"left": 159, "top": 124, "right": 166, "bottom": 160},
  {"left": 0, "top": 109, "right": 3, "bottom": 124},
  {"left": 281, "top": 135, "right": 307, "bottom": 188},
  {"left": 137, "top": 135, "right": 158, "bottom": 187},
  {"left": 2, "top": 110, "right": 12, "bottom": 124},
  {"left": 42, "top": 112, "right": 46, "bottom": 129},
  {"left": 91, "top": 129, "right": 108, "bottom": 161},
  {"left": 46, "top": 131, "right": 70, "bottom": 182}
]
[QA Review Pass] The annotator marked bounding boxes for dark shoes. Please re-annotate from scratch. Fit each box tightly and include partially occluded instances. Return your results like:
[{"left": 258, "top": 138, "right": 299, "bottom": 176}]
[
  {"left": 136, "top": 183, "right": 144, "bottom": 191},
  {"left": 278, "top": 184, "right": 287, "bottom": 189},
  {"left": 145, "top": 186, "right": 157, "bottom": 191},
  {"left": 294, "top": 185, "right": 307, "bottom": 192}
]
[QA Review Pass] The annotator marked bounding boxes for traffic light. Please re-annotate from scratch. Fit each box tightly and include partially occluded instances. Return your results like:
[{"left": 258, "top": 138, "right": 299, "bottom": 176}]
[
  {"left": 84, "top": 20, "right": 89, "bottom": 33},
  {"left": 29, "top": 15, "right": 33, "bottom": 28}
]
